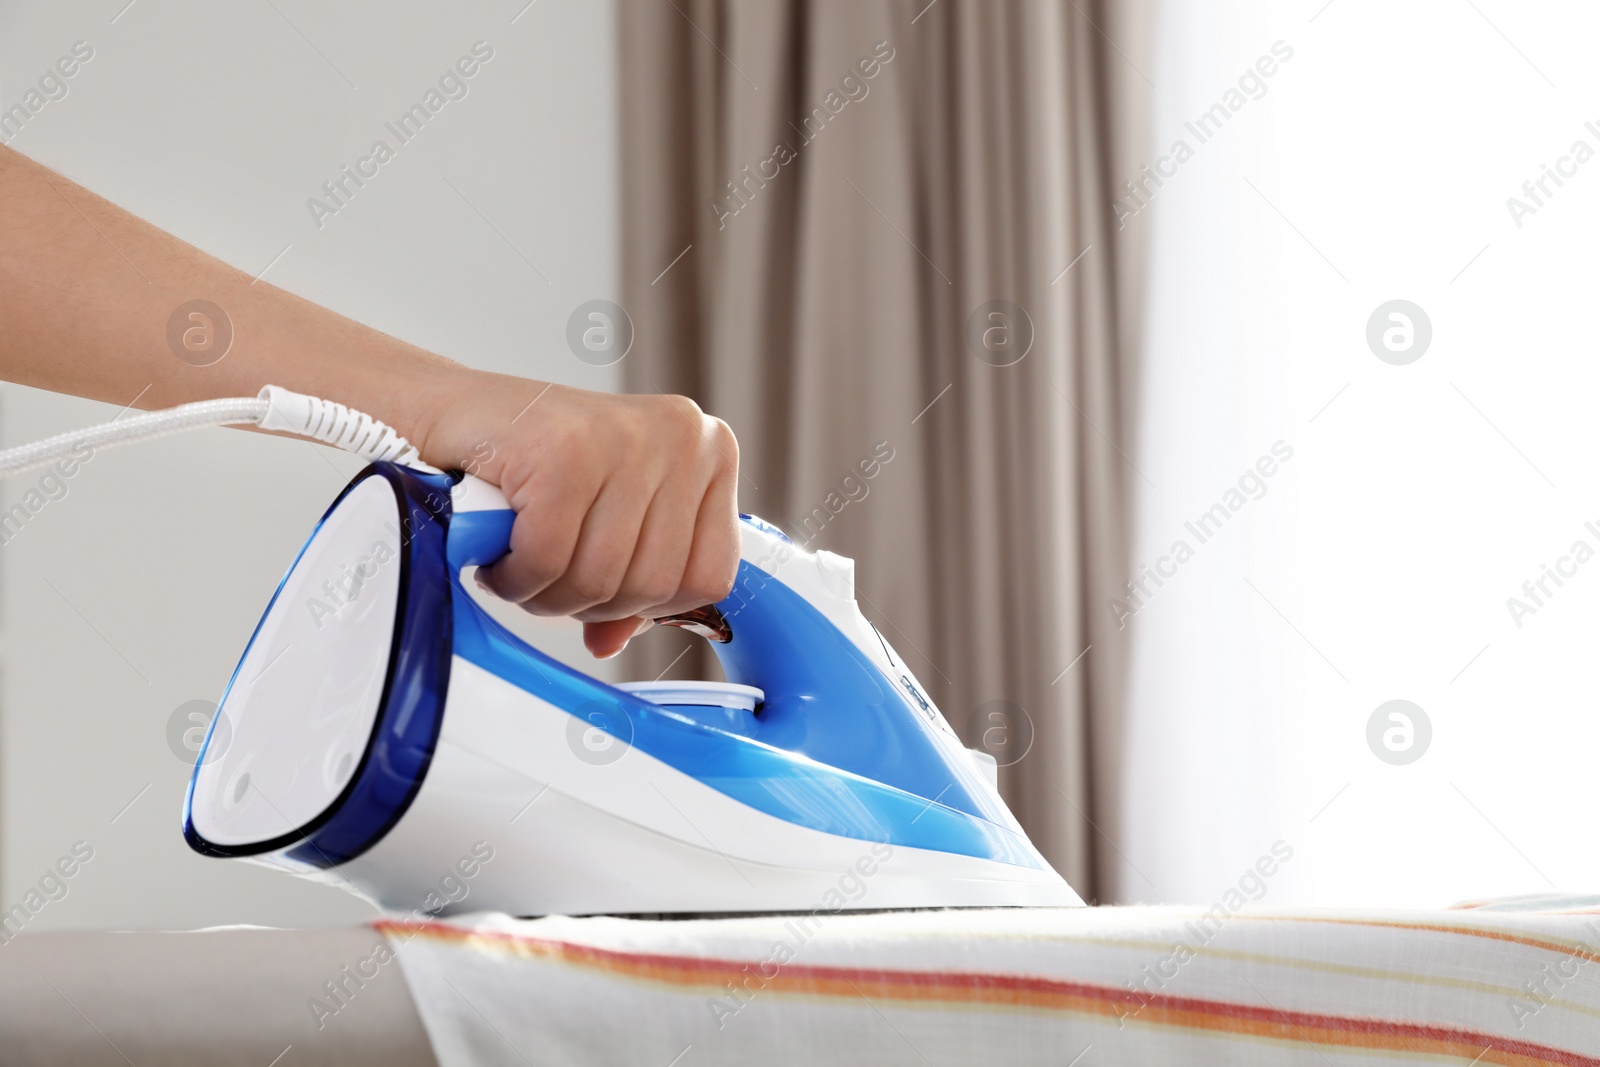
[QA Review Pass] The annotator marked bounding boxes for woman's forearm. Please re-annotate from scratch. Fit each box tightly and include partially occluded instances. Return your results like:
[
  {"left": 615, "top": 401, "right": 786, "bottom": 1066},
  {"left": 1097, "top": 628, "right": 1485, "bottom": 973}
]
[
  {"left": 0, "top": 144, "right": 464, "bottom": 454},
  {"left": 0, "top": 144, "right": 742, "bottom": 658}
]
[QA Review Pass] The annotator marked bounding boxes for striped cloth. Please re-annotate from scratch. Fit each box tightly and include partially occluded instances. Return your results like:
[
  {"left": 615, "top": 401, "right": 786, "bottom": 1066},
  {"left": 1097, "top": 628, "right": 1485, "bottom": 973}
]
[{"left": 380, "top": 899, "right": 1600, "bottom": 1065}]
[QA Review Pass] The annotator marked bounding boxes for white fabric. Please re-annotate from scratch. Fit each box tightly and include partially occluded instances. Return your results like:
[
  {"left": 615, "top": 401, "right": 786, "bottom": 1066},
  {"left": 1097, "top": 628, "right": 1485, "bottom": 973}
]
[{"left": 386, "top": 900, "right": 1600, "bottom": 1065}]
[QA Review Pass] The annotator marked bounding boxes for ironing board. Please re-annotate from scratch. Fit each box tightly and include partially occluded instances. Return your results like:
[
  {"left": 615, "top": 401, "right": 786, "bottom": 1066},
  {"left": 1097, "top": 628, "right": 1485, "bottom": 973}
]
[
  {"left": 383, "top": 900, "right": 1600, "bottom": 1066},
  {"left": 0, "top": 927, "right": 438, "bottom": 1067},
  {"left": 5, "top": 900, "right": 1597, "bottom": 1064}
]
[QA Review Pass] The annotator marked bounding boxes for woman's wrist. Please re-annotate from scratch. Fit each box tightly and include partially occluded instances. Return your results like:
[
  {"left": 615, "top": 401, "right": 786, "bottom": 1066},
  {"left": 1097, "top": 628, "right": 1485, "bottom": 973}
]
[
  {"left": 390, "top": 363, "right": 547, "bottom": 475},
  {"left": 311, "top": 338, "right": 480, "bottom": 469}
]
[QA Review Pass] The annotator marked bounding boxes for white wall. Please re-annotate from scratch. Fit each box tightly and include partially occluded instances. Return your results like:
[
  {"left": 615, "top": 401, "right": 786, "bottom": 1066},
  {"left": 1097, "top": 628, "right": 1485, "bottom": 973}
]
[
  {"left": 0, "top": 0, "right": 621, "bottom": 929},
  {"left": 1124, "top": 0, "right": 1600, "bottom": 907}
]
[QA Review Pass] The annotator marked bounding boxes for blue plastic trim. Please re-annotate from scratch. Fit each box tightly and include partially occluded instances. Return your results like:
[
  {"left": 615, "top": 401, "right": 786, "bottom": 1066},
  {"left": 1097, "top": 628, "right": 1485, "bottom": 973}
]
[
  {"left": 738, "top": 513, "right": 792, "bottom": 544},
  {"left": 445, "top": 508, "right": 1042, "bottom": 869},
  {"left": 192, "top": 469, "right": 1042, "bottom": 870},
  {"left": 184, "top": 464, "right": 456, "bottom": 866}
]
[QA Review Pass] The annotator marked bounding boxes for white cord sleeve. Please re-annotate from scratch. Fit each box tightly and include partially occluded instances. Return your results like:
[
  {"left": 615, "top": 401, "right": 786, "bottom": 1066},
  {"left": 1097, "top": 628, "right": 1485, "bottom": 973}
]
[
  {"left": 255, "top": 385, "right": 422, "bottom": 468},
  {"left": 0, "top": 386, "right": 429, "bottom": 479}
]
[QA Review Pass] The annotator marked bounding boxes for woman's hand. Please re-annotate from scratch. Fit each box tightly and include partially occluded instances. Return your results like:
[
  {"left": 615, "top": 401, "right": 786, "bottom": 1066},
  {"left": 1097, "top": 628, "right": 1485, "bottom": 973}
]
[
  {"left": 0, "top": 148, "right": 737, "bottom": 659},
  {"left": 0, "top": 147, "right": 739, "bottom": 659},
  {"left": 416, "top": 370, "right": 742, "bottom": 659}
]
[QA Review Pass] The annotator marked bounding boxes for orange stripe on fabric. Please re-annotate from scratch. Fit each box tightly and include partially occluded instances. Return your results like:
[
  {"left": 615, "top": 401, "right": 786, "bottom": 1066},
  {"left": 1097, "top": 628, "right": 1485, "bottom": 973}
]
[
  {"left": 376, "top": 920, "right": 1600, "bottom": 1067},
  {"left": 1236, "top": 914, "right": 1600, "bottom": 964}
]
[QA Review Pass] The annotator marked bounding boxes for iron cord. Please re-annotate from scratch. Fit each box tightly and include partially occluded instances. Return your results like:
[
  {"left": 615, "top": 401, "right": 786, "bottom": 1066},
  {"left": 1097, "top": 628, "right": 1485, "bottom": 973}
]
[{"left": 0, "top": 385, "right": 429, "bottom": 478}]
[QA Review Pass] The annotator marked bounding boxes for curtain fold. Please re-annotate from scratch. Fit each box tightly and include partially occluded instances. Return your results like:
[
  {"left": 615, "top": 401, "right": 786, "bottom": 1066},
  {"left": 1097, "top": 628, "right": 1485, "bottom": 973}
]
[{"left": 617, "top": 0, "right": 1149, "bottom": 901}]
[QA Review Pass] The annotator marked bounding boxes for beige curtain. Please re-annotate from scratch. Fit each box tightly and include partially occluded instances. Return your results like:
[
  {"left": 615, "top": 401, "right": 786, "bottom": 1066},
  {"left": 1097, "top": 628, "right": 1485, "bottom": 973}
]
[{"left": 617, "top": 0, "right": 1149, "bottom": 901}]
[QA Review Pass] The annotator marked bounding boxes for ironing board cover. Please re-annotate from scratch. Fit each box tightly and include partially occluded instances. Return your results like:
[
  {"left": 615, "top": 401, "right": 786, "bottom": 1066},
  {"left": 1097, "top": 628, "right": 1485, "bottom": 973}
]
[{"left": 379, "top": 897, "right": 1600, "bottom": 1065}]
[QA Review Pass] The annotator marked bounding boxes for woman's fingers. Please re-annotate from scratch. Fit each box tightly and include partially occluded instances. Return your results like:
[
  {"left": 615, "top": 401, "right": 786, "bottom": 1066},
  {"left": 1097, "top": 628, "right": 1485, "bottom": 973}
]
[
  {"left": 474, "top": 459, "right": 595, "bottom": 606},
  {"left": 574, "top": 478, "right": 698, "bottom": 623},
  {"left": 583, "top": 617, "right": 653, "bottom": 660},
  {"left": 419, "top": 377, "right": 743, "bottom": 658},
  {"left": 650, "top": 446, "right": 741, "bottom": 619},
  {"left": 522, "top": 477, "right": 653, "bottom": 618}
]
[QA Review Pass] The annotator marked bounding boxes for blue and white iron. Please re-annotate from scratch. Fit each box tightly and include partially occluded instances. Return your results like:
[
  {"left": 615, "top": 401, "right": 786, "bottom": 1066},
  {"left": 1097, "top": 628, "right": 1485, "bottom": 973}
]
[
  {"left": 0, "top": 386, "right": 1081, "bottom": 917},
  {"left": 183, "top": 461, "right": 1083, "bottom": 915}
]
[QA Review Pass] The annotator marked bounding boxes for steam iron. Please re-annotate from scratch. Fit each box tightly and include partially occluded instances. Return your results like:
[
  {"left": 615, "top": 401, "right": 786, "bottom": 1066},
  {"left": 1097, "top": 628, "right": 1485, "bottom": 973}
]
[{"left": 182, "top": 462, "right": 1085, "bottom": 915}]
